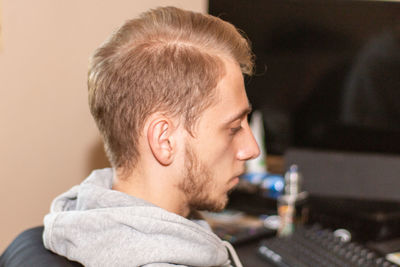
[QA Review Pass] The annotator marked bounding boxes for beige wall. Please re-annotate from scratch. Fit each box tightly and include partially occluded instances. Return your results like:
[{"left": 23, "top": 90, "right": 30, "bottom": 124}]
[{"left": 0, "top": 0, "right": 206, "bottom": 253}]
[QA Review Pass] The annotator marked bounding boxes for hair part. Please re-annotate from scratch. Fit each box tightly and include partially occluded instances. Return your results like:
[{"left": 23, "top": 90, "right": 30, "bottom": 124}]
[{"left": 88, "top": 6, "right": 254, "bottom": 172}]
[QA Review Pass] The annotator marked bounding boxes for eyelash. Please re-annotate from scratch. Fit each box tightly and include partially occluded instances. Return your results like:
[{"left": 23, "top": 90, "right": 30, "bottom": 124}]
[{"left": 230, "top": 126, "right": 242, "bottom": 135}]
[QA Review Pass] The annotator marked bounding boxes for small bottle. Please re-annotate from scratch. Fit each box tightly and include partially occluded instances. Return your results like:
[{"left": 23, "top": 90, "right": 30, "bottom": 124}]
[
  {"left": 284, "top": 165, "right": 302, "bottom": 196},
  {"left": 277, "top": 164, "right": 305, "bottom": 236}
]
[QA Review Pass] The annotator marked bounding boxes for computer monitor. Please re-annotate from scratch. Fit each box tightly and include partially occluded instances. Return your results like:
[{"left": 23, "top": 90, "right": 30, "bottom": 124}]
[
  {"left": 209, "top": 0, "right": 400, "bottom": 156},
  {"left": 209, "top": 0, "right": 400, "bottom": 203}
]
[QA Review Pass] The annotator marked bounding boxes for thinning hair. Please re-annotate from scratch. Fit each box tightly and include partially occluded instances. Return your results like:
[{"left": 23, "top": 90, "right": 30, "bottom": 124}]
[{"left": 88, "top": 6, "right": 254, "bottom": 172}]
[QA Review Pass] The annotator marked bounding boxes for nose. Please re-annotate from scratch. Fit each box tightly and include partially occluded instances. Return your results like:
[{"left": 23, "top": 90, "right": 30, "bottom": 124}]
[{"left": 236, "top": 123, "right": 261, "bottom": 161}]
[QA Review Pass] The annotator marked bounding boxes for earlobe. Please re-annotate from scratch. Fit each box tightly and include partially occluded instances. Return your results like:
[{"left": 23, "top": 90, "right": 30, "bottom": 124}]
[{"left": 147, "top": 118, "right": 174, "bottom": 166}]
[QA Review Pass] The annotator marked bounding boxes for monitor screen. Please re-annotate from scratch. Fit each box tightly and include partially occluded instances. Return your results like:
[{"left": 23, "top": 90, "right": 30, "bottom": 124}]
[{"left": 209, "top": 0, "right": 400, "bottom": 156}]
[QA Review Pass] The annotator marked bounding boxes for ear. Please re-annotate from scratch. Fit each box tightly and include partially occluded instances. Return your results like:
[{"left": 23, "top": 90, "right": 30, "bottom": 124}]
[{"left": 147, "top": 118, "right": 175, "bottom": 166}]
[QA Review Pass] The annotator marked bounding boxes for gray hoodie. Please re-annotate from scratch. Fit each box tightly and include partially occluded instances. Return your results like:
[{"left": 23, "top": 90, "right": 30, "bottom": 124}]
[{"left": 43, "top": 168, "right": 242, "bottom": 267}]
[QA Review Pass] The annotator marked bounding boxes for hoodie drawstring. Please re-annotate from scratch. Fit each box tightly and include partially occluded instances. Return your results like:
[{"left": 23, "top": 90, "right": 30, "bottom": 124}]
[{"left": 222, "top": 241, "right": 243, "bottom": 267}]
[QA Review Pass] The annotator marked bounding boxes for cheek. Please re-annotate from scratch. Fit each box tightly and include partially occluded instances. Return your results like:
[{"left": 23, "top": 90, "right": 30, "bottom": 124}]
[
  {"left": 209, "top": 144, "right": 237, "bottom": 174},
  {"left": 196, "top": 131, "right": 238, "bottom": 170},
  {"left": 219, "top": 136, "right": 242, "bottom": 163}
]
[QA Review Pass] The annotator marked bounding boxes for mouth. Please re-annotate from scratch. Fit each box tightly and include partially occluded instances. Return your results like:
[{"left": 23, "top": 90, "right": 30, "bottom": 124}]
[
  {"left": 227, "top": 177, "right": 240, "bottom": 195},
  {"left": 228, "top": 176, "right": 240, "bottom": 188},
  {"left": 227, "top": 170, "right": 245, "bottom": 189},
  {"left": 232, "top": 168, "right": 245, "bottom": 178},
  {"left": 233, "top": 170, "right": 245, "bottom": 180}
]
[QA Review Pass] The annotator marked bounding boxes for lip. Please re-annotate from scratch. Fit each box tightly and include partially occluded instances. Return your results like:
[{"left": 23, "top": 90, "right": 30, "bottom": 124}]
[
  {"left": 234, "top": 169, "right": 245, "bottom": 178},
  {"left": 228, "top": 170, "right": 245, "bottom": 187},
  {"left": 229, "top": 176, "right": 240, "bottom": 186}
]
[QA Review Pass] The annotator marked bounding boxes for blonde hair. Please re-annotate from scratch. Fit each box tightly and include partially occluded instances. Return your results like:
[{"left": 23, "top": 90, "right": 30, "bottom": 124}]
[{"left": 88, "top": 6, "right": 254, "bottom": 170}]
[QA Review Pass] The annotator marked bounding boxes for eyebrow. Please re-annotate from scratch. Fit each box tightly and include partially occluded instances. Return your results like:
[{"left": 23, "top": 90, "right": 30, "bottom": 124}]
[{"left": 223, "top": 104, "right": 253, "bottom": 125}]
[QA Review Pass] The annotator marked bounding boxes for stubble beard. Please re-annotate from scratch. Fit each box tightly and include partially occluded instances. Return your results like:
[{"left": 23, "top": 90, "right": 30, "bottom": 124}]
[{"left": 178, "top": 144, "right": 228, "bottom": 212}]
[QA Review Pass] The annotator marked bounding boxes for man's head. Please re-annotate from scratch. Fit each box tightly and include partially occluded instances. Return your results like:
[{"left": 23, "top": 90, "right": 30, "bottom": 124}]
[
  {"left": 178, "top": 56, "right": 260, "bottom": 212},
  {"left": 88, "top": 6, "right": 254, "bottom": 173}
]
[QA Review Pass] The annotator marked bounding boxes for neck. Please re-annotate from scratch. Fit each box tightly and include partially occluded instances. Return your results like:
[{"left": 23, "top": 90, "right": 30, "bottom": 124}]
[{"left": 112, "top": 166, "right": 191, "bottom": 217}]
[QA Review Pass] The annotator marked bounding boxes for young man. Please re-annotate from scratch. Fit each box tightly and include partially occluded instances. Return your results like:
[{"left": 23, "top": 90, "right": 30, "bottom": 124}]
[{"left": 43, "top": 6, "right": 259, "bottom": 266}]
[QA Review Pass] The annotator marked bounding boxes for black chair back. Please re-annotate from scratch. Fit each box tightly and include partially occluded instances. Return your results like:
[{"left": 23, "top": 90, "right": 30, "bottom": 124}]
[{"left": 0, "top": 226, "right": 83, "bottom": 267}]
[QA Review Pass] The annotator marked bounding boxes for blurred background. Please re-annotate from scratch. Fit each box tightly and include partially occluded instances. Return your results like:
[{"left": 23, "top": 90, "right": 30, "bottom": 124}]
[{"left": 0, "top": 0, "right": 206, "bottom": 253}]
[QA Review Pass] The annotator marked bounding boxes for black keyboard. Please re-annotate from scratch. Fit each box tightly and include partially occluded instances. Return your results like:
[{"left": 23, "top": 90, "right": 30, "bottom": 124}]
[{"left": 257, "top": 224, "right": 398, "bottom": 267}]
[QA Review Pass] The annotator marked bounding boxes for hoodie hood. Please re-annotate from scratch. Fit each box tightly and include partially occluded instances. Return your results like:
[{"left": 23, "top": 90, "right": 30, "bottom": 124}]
[{"left": 43, "top": 168, "right": 231, "bottom": 267}]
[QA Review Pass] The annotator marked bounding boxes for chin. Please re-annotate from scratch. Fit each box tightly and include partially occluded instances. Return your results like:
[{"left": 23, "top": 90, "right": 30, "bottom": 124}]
[
  {"left": 210, "top": 195, "right": 229, "bottom": 212},
  {"left": 194, "top": 195, "right": 229, "bottom": 212}
]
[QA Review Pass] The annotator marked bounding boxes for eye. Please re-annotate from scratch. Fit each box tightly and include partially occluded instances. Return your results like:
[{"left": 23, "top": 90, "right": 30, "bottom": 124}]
[{"left": 230, "top": 125, "right": 242, "bottom": 135}]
